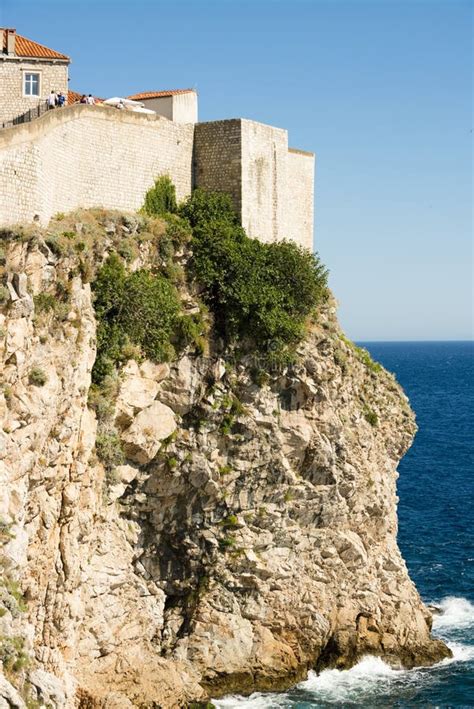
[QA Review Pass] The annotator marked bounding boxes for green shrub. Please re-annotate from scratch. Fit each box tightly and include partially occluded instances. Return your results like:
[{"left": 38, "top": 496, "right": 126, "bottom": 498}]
[
  {"left": 0, "top": 285, "right": 9, "bottom": 304},
  {"left": 177, "top": 309, "right": 208, "bottom": 355},
  {"left": 334, "top": 348, "right": 347, "bottom": 372},
  {"left": 28, "top": 367, "right": 47, "bottom": 387},
  {"left": 95, "top": 429, "right": 125, "bottom": 470},
  {"left": 179, "top": 188, "right": 239, "bottom": 228},
  {"left": 33, "top": 292, "right": 56, "bottom": 313},
  {"left": 162, "top": 212, "right": 192, "bottom": 246},
  {"left": 3, "top": 578, "right": 27, "bottom": 612},
  {"left": 117, "top": 237, "right": 138, "bottom": 263},
  {"left": 44, "top": 235, "right": 66, "bottom": 257},
  {"left": 219, "top": 535, "right": 236, "bottom": 550},
  {"left": 92, "top": 254, "right": 183, "bottom": 383},
  {"left": 250, "top": 367, "right": 270, "bottom": 387},
  {"left": 142, "top": 175, "right": 177, "bottom": 216},
  {"left": 187, "top": 190, "right": 328, "bottom": 360},
  {"left": 0, "top": 635, "right": 29, "bottom": 672},
  {"left": 88, "top": 375, "right": 119, "bottom": 421},
  {"left": 364, "top": 407, "right": 378, "bottom": 427}
]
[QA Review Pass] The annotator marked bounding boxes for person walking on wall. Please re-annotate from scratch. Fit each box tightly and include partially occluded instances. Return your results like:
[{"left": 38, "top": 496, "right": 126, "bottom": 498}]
[
  {"left": 80, "top": 95, "right": 87, "bottom": 104},
  {"left": 86, "top": 94, "right": 95, "bottom": 105},
  {"left": 47, "top": 90, "right": 57, "bottom": 109},
  {"left": 57, "top": 92, "right": 66, "bottom": 107}
]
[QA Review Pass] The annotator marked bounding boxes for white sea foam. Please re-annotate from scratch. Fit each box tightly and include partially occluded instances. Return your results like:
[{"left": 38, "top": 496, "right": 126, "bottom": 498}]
[
  {"left": 432, "top": 596, "right": 474, "bottom": 631},
  {"left": 213, "top": 692, "right": 285, "bottom": 708},
  {"left": 214, "top": 598, "right": 474, "bottom": 707},
  {"left": 296, "top": 656, "right": 411, "bottom": 704},
  {"left": 442, "top": 641, "right": 474, "bottom": 664}
]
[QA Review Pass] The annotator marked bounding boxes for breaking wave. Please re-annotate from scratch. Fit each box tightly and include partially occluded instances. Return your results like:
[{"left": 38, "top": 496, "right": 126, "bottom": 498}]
[
  {"left": 432, "top": 596, "right": 474, "bottom": 632},
  {"left": 213, "top": 596, "right": 474, "bottom": 707}
]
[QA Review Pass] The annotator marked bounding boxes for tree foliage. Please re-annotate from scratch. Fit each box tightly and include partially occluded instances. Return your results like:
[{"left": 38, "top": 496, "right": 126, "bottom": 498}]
[
  {"left": 142, "top": 175, "right": 178, "bottom": 216},
  {"left": 180, "top": 189, "right": 328, "bottom": 361},
  {"left": 92, "top": 254, "right": 182, "bottom": 382}
]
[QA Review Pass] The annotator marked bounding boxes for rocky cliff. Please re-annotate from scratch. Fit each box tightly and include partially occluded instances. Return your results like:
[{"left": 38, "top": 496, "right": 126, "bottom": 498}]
[{"left": 0, "top": 211, "right": 450, "bottom": 708}]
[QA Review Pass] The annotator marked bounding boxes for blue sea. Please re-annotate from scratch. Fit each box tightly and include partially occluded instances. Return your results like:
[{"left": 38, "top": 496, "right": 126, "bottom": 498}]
[{"left": 214, "top": 341, "right": 474, "bottom": 708}]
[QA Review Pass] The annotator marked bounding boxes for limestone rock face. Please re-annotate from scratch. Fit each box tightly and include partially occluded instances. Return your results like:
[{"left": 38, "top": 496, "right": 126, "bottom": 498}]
[{"left": 0, "top": 233, "right": 449, "bottom": 708}]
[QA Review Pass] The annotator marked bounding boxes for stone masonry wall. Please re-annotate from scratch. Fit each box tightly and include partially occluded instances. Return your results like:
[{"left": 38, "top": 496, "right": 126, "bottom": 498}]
[
  {"left": 286, "top": 148, "right": 315, "bottom": 251},
  {"left": 193, "top": 119, "right": 243, "bottom": 216},
  {"left": 194, "top": 118, "right": 314, "bottom": 250},
  {"left": 0, "top": 104, "right": 194, "bottom": 225},
  {"left": 0, "top": 107, "right": 314, "bottom": 250},
  {"left": 241, "top": 118, "right": 289, "bottom": 245},
  {"left": 0, "top": 59, "right": 68, "bottom": 126}
]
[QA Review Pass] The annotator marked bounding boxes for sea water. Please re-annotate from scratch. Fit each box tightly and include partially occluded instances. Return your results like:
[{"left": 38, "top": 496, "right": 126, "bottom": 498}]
[{"left": 214, "top": 341, "right": 474, "bottom": 707}]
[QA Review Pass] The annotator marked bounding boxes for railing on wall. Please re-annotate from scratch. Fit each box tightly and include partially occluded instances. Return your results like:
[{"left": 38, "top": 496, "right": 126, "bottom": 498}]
[{"left": 1, "top": 102, "right": 50, "bottom": 130}]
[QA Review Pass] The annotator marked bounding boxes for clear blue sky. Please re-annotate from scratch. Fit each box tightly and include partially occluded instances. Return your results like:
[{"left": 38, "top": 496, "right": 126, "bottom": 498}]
[{"left": 1, "top": 0, "right": 472, "bottom": 340}]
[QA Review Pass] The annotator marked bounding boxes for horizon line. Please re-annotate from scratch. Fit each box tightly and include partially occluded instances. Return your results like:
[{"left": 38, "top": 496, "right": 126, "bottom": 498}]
[{"left": 355, "top": 339, "right": 474, "bottom": 343}]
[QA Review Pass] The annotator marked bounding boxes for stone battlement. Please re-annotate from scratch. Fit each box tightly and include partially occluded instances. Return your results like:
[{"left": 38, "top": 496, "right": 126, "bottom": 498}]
[{"left": 0, "top": 103, "right": 314, "bottom": 250}]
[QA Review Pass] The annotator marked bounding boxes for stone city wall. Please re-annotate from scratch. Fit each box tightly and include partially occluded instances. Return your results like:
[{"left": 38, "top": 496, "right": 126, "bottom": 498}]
[
  {"left": 0, "top": 59, "right": 68, "bottom": 125},
  {"left": 241, "top": 118, "right": 289, "bottom": 245},
  {"left": 286, "top": 148, "right": 315, "bottom": 251},
  {"left": 194, "top": 118, "right": 314, "bottom": 250},
  {"left": 193, "top": 119, "right": 243, "bottom": 216},
  {"left": 0, "top": 105, "right": 314, "bottom": 250},
  {"left": 0, "top": 104, "right": 194, "bottom": 225}
]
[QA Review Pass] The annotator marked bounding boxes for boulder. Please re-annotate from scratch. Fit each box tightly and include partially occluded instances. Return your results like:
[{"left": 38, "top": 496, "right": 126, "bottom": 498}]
[
  {"left": 120, "top": 401, "right": 176, "bottom": 464},
  {"left": 115, "top": 373, "right": 159, "bottom": 428}
]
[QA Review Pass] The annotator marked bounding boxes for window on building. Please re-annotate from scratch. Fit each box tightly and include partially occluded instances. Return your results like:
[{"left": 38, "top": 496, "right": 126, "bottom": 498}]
[{"left": 24, "top": 73, "right": 40, "bottom": 97}]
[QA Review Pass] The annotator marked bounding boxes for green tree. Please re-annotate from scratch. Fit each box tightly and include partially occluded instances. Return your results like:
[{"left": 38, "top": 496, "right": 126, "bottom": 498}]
[{"left": 142, "top": 175, "right": 178, "bottom": 216}]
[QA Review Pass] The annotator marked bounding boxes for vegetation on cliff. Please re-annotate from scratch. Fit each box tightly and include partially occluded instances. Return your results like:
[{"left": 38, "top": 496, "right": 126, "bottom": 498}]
[
  {"left": 182, "top": 188, "right": 328, "bottom": 362},
  {"left": 84, "top": 179, "right": 329, "bottom": 388},
  {"left": 142, "top": 180, "right": 328, "bottom": 362},
  {"left": 92, "top": 254, "right": 182, "bottom": 382}
]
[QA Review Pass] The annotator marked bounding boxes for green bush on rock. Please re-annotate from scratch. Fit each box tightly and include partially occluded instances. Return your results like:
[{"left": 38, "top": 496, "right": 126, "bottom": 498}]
[
  {"left": 142, "top": 175, "right": 177, "bottom": 217},
  {"left": 92, "top": 254, "right": 183, "bottom": 383},
  {"left": 180, "top": 189, "right": 328, "bottom": 362}
]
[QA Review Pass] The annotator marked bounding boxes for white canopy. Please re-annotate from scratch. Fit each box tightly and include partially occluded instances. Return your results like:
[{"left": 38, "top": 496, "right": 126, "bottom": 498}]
[{"left": 103, "top": 97, "right": 143, "bottom": 107}]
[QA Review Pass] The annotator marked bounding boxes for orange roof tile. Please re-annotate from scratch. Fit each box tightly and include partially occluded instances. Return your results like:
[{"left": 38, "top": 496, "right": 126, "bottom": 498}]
[
  {"left": 67, "top": 90, "right": 104, "bottom": 106},
  {"left": 2, "top": 29, "right": 69, "bottom": 60},
  {"left": 127, "top": 89, "right": 195, "bottom": 100},
  {"left": 67, "top": 89, "right": 104, "bottom": 106},
  {"left": 67, "top": 90, "right": 82, "bottom": 105}
]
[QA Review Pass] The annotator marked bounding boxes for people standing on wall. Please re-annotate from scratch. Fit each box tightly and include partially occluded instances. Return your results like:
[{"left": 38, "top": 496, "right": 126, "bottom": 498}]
[
  {"left": 86, "top": 94, "right": 96, "bottom": 105},
  {"left": 47, "top": 90, "right": 57, "bottom": 109},
  {"left": 57, "top": 92, "right": 66, "bottom": 107}
]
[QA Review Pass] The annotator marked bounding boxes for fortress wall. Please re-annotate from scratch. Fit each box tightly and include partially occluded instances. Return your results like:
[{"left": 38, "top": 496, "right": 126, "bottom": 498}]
[
  {"left": 193, "top": 118, "right": 314, "bottom": 250},
  {"left": 241, "top": 119, "right": 289, "bottom": 245},
  {"left": 0, "top": 107, "right": 314, "bottom": 249},
  {"left": 193, "top": 119, "right": 243, "bottom": 216},
  {"left": 286, "top": 148, "right": 315, "bottom": 251},
  {"left": 0, "top": 104, "right": 194, "bottom": 226}
]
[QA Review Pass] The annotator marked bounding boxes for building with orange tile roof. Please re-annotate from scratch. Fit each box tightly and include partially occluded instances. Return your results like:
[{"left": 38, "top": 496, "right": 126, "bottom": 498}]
[
  {"left": 127, "top": 88, "right": 198, "bottom": 123},
  {"left": 0, "top": 28, "right": 69, "bottom": 126}
]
